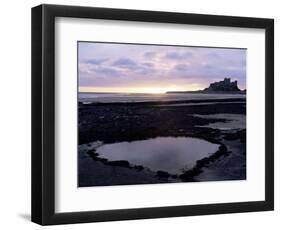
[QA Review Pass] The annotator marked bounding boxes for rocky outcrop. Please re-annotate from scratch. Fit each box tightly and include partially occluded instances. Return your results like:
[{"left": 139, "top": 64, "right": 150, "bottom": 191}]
[{"left": 204, "top": 78, "right": 241, "bottom": 92}]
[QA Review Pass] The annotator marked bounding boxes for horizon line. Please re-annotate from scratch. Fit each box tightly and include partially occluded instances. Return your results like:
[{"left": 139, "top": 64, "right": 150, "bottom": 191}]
[{"left": 78, "top": 89, "right": 247, "bottom": 94}]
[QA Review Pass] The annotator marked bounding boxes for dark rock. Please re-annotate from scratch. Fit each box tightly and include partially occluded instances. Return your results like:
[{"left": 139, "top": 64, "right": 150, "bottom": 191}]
[
  {"left": 134, "top": 165, "right": 144, "bottom": 171},
  {"left": 179, "top": 168, "right": 201, "bottom": 181},
  {"left": 97, "top": 157, "right": 108, "bottom": 163},
  {"left": 179, "top": 144, "right": 230, "bottom": 181},
  {"left": 107, "top": 160, "right": 130, "bottom": 168},
  {"left": 196, "top": 157, "right": 210, "bottom": 167},
  {"left": 87, "top": 149, "right": 99, "bottom": 158},
  {"left": 223, "top": 129, "right": 246, "bottom": 142},
  {"left": 156, "top": 170, "right": 170, "bottom": 178},
  {"left": 78, "top": 97, "right": 245, "bottom": 145}
]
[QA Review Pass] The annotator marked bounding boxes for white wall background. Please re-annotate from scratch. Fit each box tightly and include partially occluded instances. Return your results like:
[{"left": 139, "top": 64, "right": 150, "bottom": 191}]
[{"left": 0, "top": 0, "right": 279, "bottom": 228}]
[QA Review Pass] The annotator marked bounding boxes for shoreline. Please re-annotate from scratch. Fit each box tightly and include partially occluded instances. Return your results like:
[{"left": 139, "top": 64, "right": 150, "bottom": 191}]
[{"left": 79, "top": 97, "right": 246, "bottom": 106}]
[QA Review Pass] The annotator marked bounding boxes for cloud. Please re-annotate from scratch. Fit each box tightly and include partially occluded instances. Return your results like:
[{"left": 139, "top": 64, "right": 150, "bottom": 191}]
[
  {"left": 94, "top": 67, "right": 120, "bottom": 76},
  {"left": 206, "top": 52, "right": 220, "bottom": 58},
  {"left": 79, "top": 64, "right": 120, "bottom": 77},
  {"left": 143, "top": 51, "right": 156, "bottom": 58},
  {"left": 135, "top": 67, "right": 155, "bottom": 75},
  {"left": 174, "top": 64, "right": 190, "bottom": 72},
  {"left": 112, "top": 58, "right": 137, "bottom": 69},
  {"left": 82, "top": 58, "right": 108, "bottom": 65},
  {"left": 164, "top": 51, "right": 193, "bottom": 60},
  {"left": 111, "top": 58, "right": 156, "bottom": 75},
  {"left": 142, "top": 62, "right": 154, "bottom": 68}
]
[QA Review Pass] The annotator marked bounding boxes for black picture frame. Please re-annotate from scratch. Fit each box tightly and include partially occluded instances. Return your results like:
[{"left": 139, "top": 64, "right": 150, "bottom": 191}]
[{"left": 31, "top": 4, "right": 274, "bottom": 225}]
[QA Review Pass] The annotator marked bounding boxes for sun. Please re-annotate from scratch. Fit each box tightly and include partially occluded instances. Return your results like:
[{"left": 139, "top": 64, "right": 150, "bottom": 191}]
[{"left": 137, "top": 87, "right": 168, "bottom": 94}]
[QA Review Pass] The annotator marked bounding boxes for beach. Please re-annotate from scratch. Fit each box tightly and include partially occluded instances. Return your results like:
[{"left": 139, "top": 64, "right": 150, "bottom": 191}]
[{"left": 78, "top": 93, "right": 246, "bottom": 187}]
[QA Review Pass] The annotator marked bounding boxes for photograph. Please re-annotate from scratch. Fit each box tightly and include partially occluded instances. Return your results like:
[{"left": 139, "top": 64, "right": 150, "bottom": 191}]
[
  {"left": 30, "top": 4, "right": 274, "bottom": 225},
  {"left": 78, "top": 42, "right": 247, "bottom": 187}
]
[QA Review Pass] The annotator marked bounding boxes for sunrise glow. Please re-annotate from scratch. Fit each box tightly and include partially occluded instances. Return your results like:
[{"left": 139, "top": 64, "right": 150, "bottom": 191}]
[{"left": 79, "top": 85, "right": 203, "bottom": 94}]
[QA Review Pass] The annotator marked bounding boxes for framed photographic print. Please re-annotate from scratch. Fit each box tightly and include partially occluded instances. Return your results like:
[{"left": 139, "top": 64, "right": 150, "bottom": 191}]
[{"left": 31, "top": 4, "right": 274, "bottom": 225}]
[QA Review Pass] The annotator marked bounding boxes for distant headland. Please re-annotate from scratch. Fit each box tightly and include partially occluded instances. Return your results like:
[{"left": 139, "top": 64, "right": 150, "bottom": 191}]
[{"left": 167, "top": 78, "right": 246, "bottom": 94}]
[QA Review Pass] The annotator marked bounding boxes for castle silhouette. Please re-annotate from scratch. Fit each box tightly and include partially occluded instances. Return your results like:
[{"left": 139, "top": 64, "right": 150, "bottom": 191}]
[{"left": 204, "top": 78, "right": 240, "bottom": 92}]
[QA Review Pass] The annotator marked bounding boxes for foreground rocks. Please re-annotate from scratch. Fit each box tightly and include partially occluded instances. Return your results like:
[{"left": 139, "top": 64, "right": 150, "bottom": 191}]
[
  {"left": 79, "top": 98, "right": 246, "bottom": 186},
  {"left": 179, "top": 145, "right": 230, "bottom": 181}
]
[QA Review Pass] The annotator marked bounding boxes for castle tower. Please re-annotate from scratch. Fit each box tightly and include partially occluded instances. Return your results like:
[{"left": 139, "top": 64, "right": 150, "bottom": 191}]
[{"left": 224, "top": 78, "right": 231, "bottom": 84}]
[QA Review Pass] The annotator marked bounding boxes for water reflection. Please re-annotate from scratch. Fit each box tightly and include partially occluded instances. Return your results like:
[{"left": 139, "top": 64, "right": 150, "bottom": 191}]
[
  {"left": 194, "top": 114, "right": 246, "bottom": 130},
  {"left": 96, "top": 137, "right": 219, "bottom": 174}
]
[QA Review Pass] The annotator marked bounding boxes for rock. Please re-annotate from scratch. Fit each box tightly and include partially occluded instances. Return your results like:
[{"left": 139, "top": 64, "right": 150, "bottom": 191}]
[
  {"left": 97, "top": 157, "right": 108, "bottom": 163},
  {"left": 87, "top": 149, "right": 99, "bottom": 158},
  {"left": 196, "top": 157, "right": 210, "bottom": 167},
  {"left": 223, "top": 129, "right": 246, "bottom": 142},
  {"left": 179, "top": 144, "right": 230, "bottom": 181},
  {"left": 156, "top": 170, "right": 170, "bottom": 178},
  {"left": 134, "top": 165, "right": 144, "bottom": 171},
  {"left": 107, "top": 160, "right": 130, "bottom": 168},
  {"left": 179, "top": 168, "right": 201, "bottom": 181}
]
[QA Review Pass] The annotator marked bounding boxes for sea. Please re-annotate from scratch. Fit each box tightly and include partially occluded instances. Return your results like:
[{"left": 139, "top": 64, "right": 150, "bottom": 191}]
[{"left": 78, "top": 92, "right": 246, "bottom": 104}]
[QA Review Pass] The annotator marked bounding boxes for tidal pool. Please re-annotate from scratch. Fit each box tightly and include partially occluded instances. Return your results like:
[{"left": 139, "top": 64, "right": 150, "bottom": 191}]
[
  {"left": 194, "top": 114, "right": 246, "bottom": 130},
  {"left": 95, "top": 137, "right": 220, "bottom": 174}
]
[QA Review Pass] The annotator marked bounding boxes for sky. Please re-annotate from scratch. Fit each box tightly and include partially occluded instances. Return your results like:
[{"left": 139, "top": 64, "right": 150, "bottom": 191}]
[{"left": 78, "top": 42, "right": 246, "bottom": 93}]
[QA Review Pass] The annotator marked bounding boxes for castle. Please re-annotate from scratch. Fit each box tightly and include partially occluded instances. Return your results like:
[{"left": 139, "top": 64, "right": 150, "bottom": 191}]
[{"left": 204, "top": 78, "right": 240, "bottom": 92}]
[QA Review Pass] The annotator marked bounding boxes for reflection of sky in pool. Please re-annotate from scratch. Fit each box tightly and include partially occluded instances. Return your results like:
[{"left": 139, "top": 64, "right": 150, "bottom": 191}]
[
  {"left": 96, "top": 137, "right": 220, "bottom": 174},
  {"left": 194, "top": 114, "right": 246, "bottom": 130}
]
